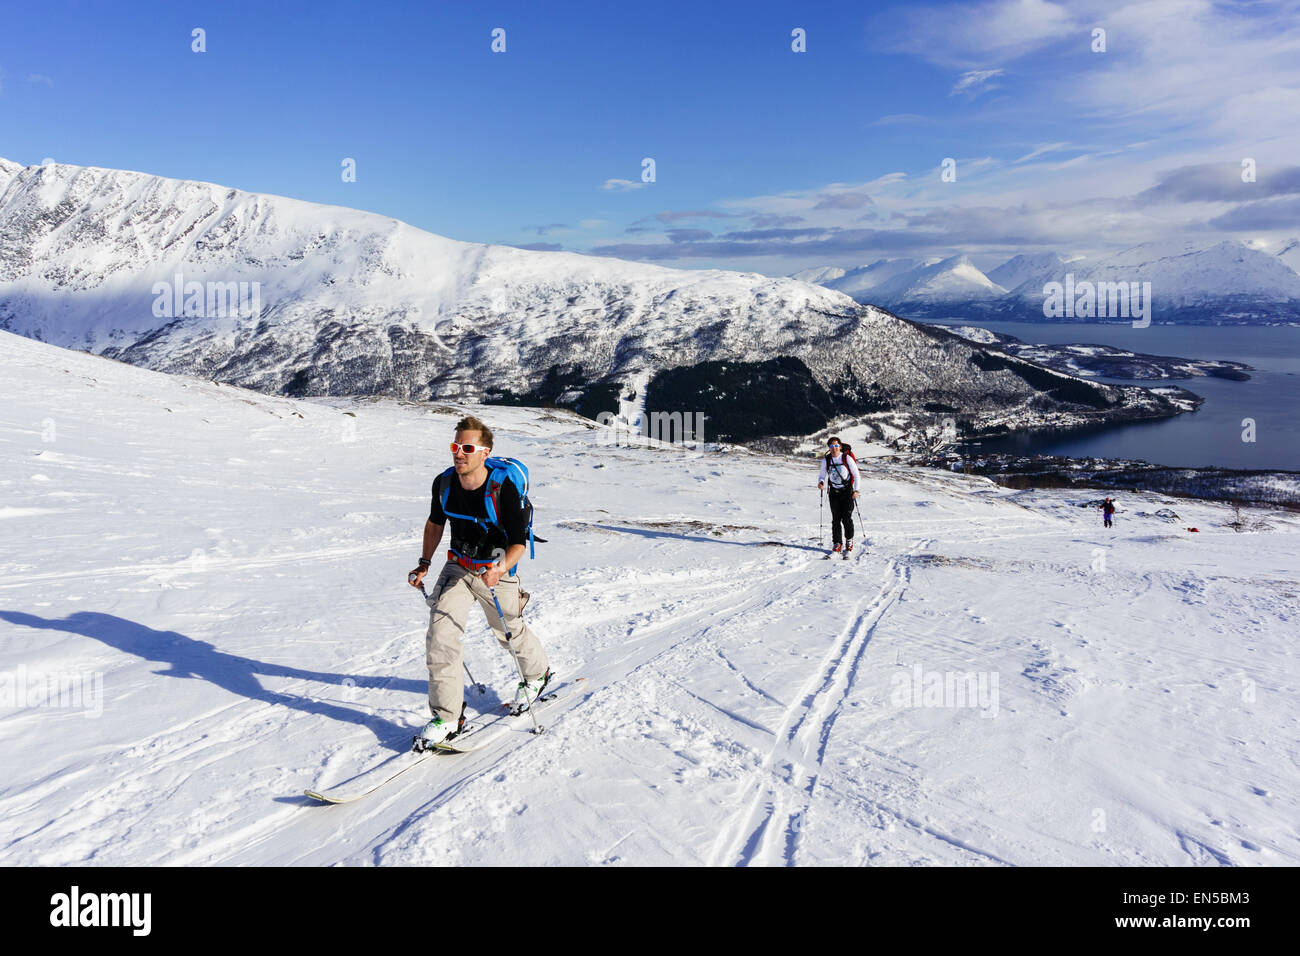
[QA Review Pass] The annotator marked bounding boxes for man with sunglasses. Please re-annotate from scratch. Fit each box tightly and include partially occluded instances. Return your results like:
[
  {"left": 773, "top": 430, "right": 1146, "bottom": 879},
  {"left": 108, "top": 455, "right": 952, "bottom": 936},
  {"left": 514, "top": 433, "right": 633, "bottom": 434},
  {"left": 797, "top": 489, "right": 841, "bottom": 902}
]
[
  {"left": 817, "top": 436, "right": 861, "bottom": 554},
  {"left": 407, "top": 416, "right": 551, "bottom": 747}
]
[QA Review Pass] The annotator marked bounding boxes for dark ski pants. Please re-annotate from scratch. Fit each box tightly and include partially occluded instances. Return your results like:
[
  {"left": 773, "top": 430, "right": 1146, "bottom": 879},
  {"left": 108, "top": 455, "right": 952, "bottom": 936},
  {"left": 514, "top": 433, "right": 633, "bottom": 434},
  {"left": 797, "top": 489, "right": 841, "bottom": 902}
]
[{"left": 828, "top": 490, "right": 855, "bottom": 544}]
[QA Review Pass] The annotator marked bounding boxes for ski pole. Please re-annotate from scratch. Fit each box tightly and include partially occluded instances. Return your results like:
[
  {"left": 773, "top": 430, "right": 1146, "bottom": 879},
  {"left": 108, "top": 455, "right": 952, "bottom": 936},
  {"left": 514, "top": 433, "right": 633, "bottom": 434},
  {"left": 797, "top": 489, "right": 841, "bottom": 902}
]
[
  {"left": 414, "top": 575, "right": 487, "bottom": 695},
  {"left": 462, "top": 661, "right": 487, "bottom": 695},
  {"left": 819, "top": 486, "right": 824, "bottom": 548},
  {"left": 487, "top": 583, "right": 545, "bottom": 734},
  {"left": 854, "top": 496, "right": 866, "bottom": 549}
]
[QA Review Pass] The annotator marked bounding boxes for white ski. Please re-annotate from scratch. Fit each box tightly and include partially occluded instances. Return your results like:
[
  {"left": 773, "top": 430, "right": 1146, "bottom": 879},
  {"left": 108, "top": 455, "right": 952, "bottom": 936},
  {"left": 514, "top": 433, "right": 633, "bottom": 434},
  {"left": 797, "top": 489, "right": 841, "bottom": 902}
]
[
  {"left": 305, "top": 749, "right": 436, "bottom": 805},
  {"left": 304, "top": 677, "right": 587, "bottom": 803}
]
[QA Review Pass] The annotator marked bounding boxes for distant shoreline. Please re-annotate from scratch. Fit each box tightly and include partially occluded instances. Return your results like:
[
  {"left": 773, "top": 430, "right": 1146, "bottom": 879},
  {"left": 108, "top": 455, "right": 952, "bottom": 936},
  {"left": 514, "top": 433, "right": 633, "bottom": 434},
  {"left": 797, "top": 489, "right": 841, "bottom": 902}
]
[{"left": 910, "top": 452, "right": 1300, "bottom": 509}]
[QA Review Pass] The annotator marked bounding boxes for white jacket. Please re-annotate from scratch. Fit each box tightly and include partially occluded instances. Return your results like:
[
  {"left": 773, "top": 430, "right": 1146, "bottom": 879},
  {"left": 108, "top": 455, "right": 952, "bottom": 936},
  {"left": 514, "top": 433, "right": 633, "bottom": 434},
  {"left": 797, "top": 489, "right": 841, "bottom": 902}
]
[{"left": 818, "top": 454, "right": 860, "bottom": 492}]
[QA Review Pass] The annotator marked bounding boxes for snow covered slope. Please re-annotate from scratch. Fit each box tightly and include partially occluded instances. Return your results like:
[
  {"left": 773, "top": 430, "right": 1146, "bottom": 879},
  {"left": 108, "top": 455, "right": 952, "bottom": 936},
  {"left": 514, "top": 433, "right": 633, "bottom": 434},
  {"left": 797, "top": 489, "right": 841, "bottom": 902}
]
[
  {"left": 1, "top": 330, "right": 1296, "bottom": 866},
  {"left": 1268, "top": 237, "right": 1300, "bottom": 275},
  {"left": 0, "top": 160, "right": 854, "bottom": 392},
  {"left": 0, "top": 159, "right": 1184, "bottom": 442},
  {"left": 0, "top": 158, "right": 21, "bottom": 190}
]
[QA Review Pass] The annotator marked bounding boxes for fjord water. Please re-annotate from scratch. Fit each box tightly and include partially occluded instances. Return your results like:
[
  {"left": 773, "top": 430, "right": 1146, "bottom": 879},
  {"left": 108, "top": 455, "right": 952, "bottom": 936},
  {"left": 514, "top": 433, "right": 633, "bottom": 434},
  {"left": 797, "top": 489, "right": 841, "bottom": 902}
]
[{"left": 923, "top": 321, "right": 1300, "bottom": 471}]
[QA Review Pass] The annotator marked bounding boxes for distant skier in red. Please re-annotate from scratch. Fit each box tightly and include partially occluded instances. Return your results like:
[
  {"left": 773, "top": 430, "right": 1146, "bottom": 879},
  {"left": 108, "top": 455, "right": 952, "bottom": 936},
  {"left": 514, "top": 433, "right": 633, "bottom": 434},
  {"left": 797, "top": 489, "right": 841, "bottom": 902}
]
[{"left": 1100, "top": 497, "right": 1118, "bottom": 528}]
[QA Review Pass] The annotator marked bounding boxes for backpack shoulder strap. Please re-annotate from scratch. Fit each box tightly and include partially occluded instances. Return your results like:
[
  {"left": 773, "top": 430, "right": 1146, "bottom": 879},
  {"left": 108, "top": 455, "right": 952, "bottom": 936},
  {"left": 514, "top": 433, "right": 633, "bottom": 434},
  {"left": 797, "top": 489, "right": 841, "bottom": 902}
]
[
  {"left": 439, "top": 468, "right": 493, "bottom": 530},
  {"left": 484, "top": 470, "right": 504, "bottom": 527},
  {"left": 437, "top": 467, "right": 455, "bottom": 514}
]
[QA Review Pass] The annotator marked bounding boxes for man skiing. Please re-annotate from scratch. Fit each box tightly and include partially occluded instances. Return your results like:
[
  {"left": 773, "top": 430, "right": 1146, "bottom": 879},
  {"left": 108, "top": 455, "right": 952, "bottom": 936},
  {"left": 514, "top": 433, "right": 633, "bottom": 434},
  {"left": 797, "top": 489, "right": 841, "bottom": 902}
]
[
  {"left": 1100, "top": 497, "right": 1118, "bottom": 529},
  {"left": 407, "top": 416, "right": 551, "bottom": 748},
  {"left": 817, "top": 437, "right": 861, "bottom": 554}
]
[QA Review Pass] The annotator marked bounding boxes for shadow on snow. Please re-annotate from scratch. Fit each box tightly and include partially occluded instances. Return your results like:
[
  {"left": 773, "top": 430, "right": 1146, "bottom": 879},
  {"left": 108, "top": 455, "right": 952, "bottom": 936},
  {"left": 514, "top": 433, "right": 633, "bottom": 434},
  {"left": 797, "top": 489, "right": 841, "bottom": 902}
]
[{"left": 0, "top": 609, "right": 425, "bottom": 751}]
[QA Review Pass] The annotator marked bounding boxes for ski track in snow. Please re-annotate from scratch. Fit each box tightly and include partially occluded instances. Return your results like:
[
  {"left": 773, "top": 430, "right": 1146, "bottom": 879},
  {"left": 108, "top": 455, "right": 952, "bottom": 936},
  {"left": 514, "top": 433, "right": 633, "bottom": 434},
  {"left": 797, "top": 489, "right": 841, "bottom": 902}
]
[
  {"left": 710, "top": 539, "right": 938, "bottom": 866},
  {"left": 2, "top": 330, "right": 1298, "bottom": 866}
]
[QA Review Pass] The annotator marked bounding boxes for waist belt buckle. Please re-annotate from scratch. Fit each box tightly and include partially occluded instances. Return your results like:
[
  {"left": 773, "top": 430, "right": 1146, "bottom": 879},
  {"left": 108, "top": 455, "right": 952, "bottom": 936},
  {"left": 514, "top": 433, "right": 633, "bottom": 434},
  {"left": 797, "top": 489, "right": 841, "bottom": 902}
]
[{"left": 449, "top": 549, "right": 493, "bottom": 573}]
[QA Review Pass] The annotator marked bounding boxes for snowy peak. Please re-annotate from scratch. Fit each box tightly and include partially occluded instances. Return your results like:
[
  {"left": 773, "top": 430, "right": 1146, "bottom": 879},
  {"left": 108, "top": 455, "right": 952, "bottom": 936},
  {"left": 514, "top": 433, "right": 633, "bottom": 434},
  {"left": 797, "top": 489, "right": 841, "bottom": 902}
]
[
  {"left": 0, "top": 157, "right": 486, "bottom": 347},
  {"left": 790, "top": 265, "right": 846, "bottom": 284},
  {"left": 867, "top": 255, "right": 1007, "bottom": 303},
  {"left": 1091, "top": 238, "right": 1206, "bottom": 267},
  {"left": 0, "top": 156, "right": 860, "bottom": 356},
  {"left": 1081, "top": 239, "right": 1300, "bottom": 303},
  {"left": 987, "top": 252, "right": 1075, "bottom": 297},
  {"left": 800, "top": 256, "right": 1006, "bottom": 306},
  {"left": 1264, "top": 236, "right": 1300, "bottom": 276},
  {"left": 0, "top": 157, "right": 22, "bottom": 188},
  {"left": 820, "top": 258, "right": 924, "bottom": 299}
]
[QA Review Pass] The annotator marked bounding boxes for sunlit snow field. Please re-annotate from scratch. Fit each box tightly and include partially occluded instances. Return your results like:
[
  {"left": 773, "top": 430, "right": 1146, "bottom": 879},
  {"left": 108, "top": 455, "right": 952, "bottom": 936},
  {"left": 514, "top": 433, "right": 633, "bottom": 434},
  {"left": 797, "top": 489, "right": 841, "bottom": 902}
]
[{"left": 1, "top": 330, "right": 1296, "bottom": 866}]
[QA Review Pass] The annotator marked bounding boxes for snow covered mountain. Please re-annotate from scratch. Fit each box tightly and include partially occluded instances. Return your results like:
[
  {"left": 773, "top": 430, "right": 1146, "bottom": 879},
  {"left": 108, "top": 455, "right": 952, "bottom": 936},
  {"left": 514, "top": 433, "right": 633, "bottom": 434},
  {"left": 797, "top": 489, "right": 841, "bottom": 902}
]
[
  {"left": 791, "top": 255, "right": 1008, "bottom": 308},
  {"left": 789, "top": 265, "right": 847, "bottom": 284},
  {"left": 2, "top": 329, "right": 1296, "bottom": 866},
  {"left": 867, "top": 255, "right": 1007, "bottom": 304},
  {"left": 797, "top": 241, "right": 1300, "bottom": 323},
  {"left": 805, "top": 258, "right": 925, "bottom": 299},
  {"left": 986, "top": 252, "right": 1079, "bottom": 296},
  {"left": 1073, "top": 239, "right": 1300, "bottom": 304},
  {"left": 0, "top": 159, "right": 1186, "bottom": 443},
  {"left": 791, "top": 257, "right": 1009, "bottom": 306}
]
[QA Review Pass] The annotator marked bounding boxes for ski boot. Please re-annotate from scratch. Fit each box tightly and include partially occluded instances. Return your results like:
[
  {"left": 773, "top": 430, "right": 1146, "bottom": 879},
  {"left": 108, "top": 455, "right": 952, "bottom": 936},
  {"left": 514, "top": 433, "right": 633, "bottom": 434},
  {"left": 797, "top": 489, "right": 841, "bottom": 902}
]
[
  {"left": 413, "top": 704, "right": 466, "bottom": 752},
  {"left": 510, "top": 669, "right": 553, "bottom": 716}
]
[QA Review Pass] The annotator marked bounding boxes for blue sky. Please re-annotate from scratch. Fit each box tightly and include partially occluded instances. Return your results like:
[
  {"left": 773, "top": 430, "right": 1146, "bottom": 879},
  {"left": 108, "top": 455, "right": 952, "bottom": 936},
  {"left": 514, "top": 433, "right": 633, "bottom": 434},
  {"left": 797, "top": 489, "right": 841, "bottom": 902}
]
[{"left": 3, "top": 0, "right": 1299, "bottom": 274}]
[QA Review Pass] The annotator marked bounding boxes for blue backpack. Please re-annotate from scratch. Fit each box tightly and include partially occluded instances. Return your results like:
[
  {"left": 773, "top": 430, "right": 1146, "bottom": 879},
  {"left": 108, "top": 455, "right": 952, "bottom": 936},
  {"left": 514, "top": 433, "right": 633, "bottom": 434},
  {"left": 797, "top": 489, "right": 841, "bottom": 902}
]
[{"left": 438, "top": 457, "right": 536, "bottom": 568}]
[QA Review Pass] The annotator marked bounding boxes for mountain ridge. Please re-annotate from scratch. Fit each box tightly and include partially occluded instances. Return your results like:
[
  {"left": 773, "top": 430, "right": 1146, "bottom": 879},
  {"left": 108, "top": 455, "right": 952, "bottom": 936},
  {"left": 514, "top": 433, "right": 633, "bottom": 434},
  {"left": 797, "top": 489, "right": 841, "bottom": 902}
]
[
  {"left": 0, "top": 158, "right": 1191, "bottom": 443},
  {"left": 793, "top": 240, "right": 1300, "bottom": 323}
]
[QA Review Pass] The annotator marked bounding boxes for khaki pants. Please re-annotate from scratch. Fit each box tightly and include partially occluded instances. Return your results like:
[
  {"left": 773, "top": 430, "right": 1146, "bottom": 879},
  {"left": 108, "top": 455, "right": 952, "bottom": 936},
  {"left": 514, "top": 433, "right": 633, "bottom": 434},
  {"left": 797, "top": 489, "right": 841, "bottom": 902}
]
[{"left": 425, "top": 562, "right": 549, "bottom": 722}]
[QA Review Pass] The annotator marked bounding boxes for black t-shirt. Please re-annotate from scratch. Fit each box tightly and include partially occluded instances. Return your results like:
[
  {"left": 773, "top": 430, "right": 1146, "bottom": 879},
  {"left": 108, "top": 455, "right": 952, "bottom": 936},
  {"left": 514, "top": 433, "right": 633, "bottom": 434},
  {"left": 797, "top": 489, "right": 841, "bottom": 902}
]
[{"left": 430, "top": 470, "right": 528, "bottom": 555}]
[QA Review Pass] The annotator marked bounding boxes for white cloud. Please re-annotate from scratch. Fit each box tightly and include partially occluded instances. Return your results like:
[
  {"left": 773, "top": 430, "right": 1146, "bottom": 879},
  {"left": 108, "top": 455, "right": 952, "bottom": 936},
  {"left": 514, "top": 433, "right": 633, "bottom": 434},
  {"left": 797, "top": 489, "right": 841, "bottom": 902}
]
[
  {"left": 585, "top": 2, "right": 1300, "bottom": 268},
  {"left": 875, "top": 0, "right": 1079, "bottom": 68},
  {"left": 952, "top": 69, "right": 1005, "bottom": 96},
  {"left": 1012, "top": 142, "right": 1071, "bottom": 163},
  {"left": 1065, "top": 0, "right": 1300, "bottom": 141},
  {"left": 872, "top": 113, "right": 931, "bottom": 126},
  {"left": 600, "top": 179, "right": 647, "bottom": 192}
]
